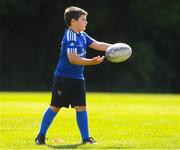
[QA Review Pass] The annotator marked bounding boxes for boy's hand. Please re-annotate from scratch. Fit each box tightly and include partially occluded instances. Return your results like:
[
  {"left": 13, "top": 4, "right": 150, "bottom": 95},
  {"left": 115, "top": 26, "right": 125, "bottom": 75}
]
[
  {"left": 91, "top": 56, "right": 105, "bottom": 65},
  {"left": 68, "top": 53, "right": 105, "bottom": 65}
]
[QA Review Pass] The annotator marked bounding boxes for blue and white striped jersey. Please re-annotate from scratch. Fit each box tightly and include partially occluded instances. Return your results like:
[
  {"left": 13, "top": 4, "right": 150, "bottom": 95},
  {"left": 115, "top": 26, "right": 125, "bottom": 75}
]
[{"left": 54, "top": 28, "right": 94, "bottom": 79}]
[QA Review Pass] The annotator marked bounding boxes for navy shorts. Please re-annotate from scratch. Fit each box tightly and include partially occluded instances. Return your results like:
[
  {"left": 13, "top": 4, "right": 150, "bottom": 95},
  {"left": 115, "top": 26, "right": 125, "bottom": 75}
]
[{"left": 50, "top": 76, "right": 86, "bottom": 108}]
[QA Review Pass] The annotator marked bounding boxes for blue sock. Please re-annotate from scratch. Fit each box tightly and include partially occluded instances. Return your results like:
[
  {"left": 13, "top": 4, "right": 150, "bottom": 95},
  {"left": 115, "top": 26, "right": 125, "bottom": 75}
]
[
  {"left": 76, "top": 111, "right": 89, "bottom": 141},
  {"left": 39, "top": 108, "right": 57, "bottom": 136}
]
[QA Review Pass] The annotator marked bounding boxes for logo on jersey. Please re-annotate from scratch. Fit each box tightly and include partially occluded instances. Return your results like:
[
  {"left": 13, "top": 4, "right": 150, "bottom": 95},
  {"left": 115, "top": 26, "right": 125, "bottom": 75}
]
[
  {"left": 70, "top": 42, "right": 74, "bottom": 46},
  {"left": 78, "top": 49, "right": 86, "bottom": 57}
]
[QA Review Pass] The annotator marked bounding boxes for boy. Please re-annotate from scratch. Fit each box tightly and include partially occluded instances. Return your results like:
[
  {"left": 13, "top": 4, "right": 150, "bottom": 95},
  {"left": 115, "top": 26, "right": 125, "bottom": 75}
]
[{"left": 35, "top": 6, "right": 111, "bottom": 145}]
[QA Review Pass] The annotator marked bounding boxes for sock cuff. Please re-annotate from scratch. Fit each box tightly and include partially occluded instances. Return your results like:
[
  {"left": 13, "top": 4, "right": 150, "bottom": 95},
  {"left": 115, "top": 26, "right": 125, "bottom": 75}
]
[
  {"left": 76, "top": 111, "right": 87, "bottom": 115},
  {"left": 47, "top": 108, "right": 57, "bottom": 115}
]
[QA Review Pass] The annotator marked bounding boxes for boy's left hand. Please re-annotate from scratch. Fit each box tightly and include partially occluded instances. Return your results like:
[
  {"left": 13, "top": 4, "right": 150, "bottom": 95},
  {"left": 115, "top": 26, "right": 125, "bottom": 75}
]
[{"left": 91, "top": 56, "right": 105, "bottom": 65}]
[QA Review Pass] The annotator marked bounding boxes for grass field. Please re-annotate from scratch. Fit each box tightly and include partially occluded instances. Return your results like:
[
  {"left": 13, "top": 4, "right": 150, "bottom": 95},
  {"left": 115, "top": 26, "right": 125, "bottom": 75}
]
[{"left": 0, "top": 92, "right": 180, "bottom": 149}]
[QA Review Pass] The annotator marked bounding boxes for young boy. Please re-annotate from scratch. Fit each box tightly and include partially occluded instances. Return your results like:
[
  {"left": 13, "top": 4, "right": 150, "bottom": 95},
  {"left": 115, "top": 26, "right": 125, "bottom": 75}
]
[{"left": 35, "top": 6, "right": 111, "bottom": 145}]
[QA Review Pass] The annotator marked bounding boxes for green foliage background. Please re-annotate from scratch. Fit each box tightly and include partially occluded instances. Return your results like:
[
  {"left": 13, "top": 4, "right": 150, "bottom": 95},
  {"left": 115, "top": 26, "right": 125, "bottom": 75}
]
[{"left": 0, "top": 0, "right": 180, "bottom": 92}]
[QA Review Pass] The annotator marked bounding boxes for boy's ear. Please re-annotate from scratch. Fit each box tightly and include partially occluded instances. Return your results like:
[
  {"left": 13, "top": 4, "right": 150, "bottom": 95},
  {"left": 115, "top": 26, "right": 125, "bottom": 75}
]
[
  {"left": 71, "top": 18, "right": 77, "bottom": 25},
  {"left": 71, "top": 19, "right": 77, "bottom": 25}
]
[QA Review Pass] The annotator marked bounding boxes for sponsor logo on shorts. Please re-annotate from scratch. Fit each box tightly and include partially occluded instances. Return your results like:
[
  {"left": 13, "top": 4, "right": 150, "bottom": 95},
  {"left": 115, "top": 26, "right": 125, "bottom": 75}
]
[{"left": 57, "top": 90, "right": 62, "bottom": 96}]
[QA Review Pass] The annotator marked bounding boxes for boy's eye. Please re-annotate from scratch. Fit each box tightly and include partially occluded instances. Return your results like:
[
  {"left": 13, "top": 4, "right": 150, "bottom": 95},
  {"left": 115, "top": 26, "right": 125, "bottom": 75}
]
[{"left": 80, "top": 18, "right": 86, "bottom": 21}]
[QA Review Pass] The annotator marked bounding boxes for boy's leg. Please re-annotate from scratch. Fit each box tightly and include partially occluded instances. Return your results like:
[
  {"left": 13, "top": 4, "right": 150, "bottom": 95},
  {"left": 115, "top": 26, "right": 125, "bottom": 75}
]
[
  {"left": 35, "top": 106, "right": 60, "bottom": 144},
  {"left": 39, "top": 106, "right": 59, "bottom": 135},
  {"left": 75, "top": 106, "right": 89, "bottom": 141},
  {"left": 75, "top": 106, "right": 96, "bottom": 144}
]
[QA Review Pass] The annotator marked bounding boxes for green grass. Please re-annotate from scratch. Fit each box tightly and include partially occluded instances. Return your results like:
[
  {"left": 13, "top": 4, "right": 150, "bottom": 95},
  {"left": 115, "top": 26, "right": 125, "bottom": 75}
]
[{"left": 0, "top": 92, "right": 180, "bottom": 149}]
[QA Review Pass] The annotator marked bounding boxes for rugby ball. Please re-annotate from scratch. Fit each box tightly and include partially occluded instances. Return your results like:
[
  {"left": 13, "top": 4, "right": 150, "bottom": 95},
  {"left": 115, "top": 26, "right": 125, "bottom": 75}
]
[{"left": 105, "top": 43, "right": 132, "bottom": 63}]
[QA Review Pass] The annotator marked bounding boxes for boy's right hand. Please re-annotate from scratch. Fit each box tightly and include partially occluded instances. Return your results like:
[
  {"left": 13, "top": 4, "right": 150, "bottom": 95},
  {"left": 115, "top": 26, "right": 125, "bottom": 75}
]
[{"left": 91, "top": 56, "right": 105, "bottom": 65}]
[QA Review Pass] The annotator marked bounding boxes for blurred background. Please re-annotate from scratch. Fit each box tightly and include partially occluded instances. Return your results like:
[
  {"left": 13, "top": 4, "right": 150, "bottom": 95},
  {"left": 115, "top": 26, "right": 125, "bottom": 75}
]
[{"left": 0, "top": 0, "right": 180, "bottom": 93}]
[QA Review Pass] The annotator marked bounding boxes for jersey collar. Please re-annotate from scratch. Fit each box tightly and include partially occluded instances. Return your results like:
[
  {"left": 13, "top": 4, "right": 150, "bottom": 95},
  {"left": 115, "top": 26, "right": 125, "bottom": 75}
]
[{"left": 67, "top": 28, "right": 82, "bottom": 35}]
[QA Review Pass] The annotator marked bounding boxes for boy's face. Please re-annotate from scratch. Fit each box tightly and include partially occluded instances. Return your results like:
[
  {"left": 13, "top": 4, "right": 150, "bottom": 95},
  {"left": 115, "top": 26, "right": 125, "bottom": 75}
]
[{"left": 71, "top": 15, "right": 88, "bottom": 32}]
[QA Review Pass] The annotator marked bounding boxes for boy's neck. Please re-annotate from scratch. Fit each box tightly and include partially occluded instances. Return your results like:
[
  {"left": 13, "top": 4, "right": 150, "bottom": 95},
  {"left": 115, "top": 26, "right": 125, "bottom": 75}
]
[{"left": 69, "top": 27, "right": 80, "bottom": 33}]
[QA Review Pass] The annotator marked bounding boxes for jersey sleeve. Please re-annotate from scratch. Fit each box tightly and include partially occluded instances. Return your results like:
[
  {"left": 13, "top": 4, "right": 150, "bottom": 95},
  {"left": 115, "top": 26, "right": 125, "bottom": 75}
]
[
  {"left": 65, "top": 30, "right": 78, "bottom": 54},
  {"left": 66, "top": 41, "right": 78, "bottom": 54},
  {"left": 84, "top": 32, "right": 95, "bottom": 47}
]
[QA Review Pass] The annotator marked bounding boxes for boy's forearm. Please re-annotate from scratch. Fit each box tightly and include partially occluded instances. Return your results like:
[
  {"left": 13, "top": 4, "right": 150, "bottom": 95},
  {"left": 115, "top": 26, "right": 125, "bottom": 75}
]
[
  {"left": 90, "top": 41, "right": 112, "bottom": 51},
  {"left": 68, "top": 53, "right": 104, "bottom": 66},
  {"left": 71, "top": 57, "right": 94, "bottom": 65},
  {"left": 68, "top": 54, "right": 93, "bottom": 65},
  {"left": 96, "top": 42, "right": 111, "bottom": 51}
]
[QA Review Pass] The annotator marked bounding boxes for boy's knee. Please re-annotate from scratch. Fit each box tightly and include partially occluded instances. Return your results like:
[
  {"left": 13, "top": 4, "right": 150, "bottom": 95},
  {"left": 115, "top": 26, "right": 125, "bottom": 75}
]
[
  {"left": 50, "top": 106, "right": 60, "bottom": 113},
  {"left": 75, "top": 106, "right": 86, "bottom": 112}
]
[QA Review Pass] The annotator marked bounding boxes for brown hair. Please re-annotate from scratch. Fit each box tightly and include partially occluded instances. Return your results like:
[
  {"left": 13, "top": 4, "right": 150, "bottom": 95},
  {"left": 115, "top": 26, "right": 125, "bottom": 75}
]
[{"left": 64, "top": 6, "right": 88, "bottom": 27}]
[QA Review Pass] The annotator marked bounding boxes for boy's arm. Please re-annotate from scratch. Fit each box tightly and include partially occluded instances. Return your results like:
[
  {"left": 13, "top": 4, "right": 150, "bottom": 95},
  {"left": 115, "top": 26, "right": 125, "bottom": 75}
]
[
  {"left": 89, "top": 40, "right": 112, "bottom": 51},
  {"left": 67, "top": 53, "right": 105, "bottom": 65}
]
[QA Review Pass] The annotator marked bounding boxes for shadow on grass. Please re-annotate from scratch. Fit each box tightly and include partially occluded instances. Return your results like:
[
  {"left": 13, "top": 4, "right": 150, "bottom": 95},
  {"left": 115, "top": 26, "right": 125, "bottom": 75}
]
[
  {"left": 47, "top": 143, "right": 83, "bottom": 149},
  {"left": 48, "top": 143, "right": 125, "bottom": 149}
]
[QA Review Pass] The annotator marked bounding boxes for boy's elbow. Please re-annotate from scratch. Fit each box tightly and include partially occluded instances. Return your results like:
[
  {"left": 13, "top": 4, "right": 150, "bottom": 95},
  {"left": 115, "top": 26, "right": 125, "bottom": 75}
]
[
  {"left": 67, "top": 53, "right": 84, "bottom": 65},
  {"left": 68, "top": 58, "right": 75, "bottom": 64},
  {"left": 68, "top": 56, "right": 80, "bottom": 65},
  {"left": 67, "top": 53, "right": 77, "bottom": 64}
]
